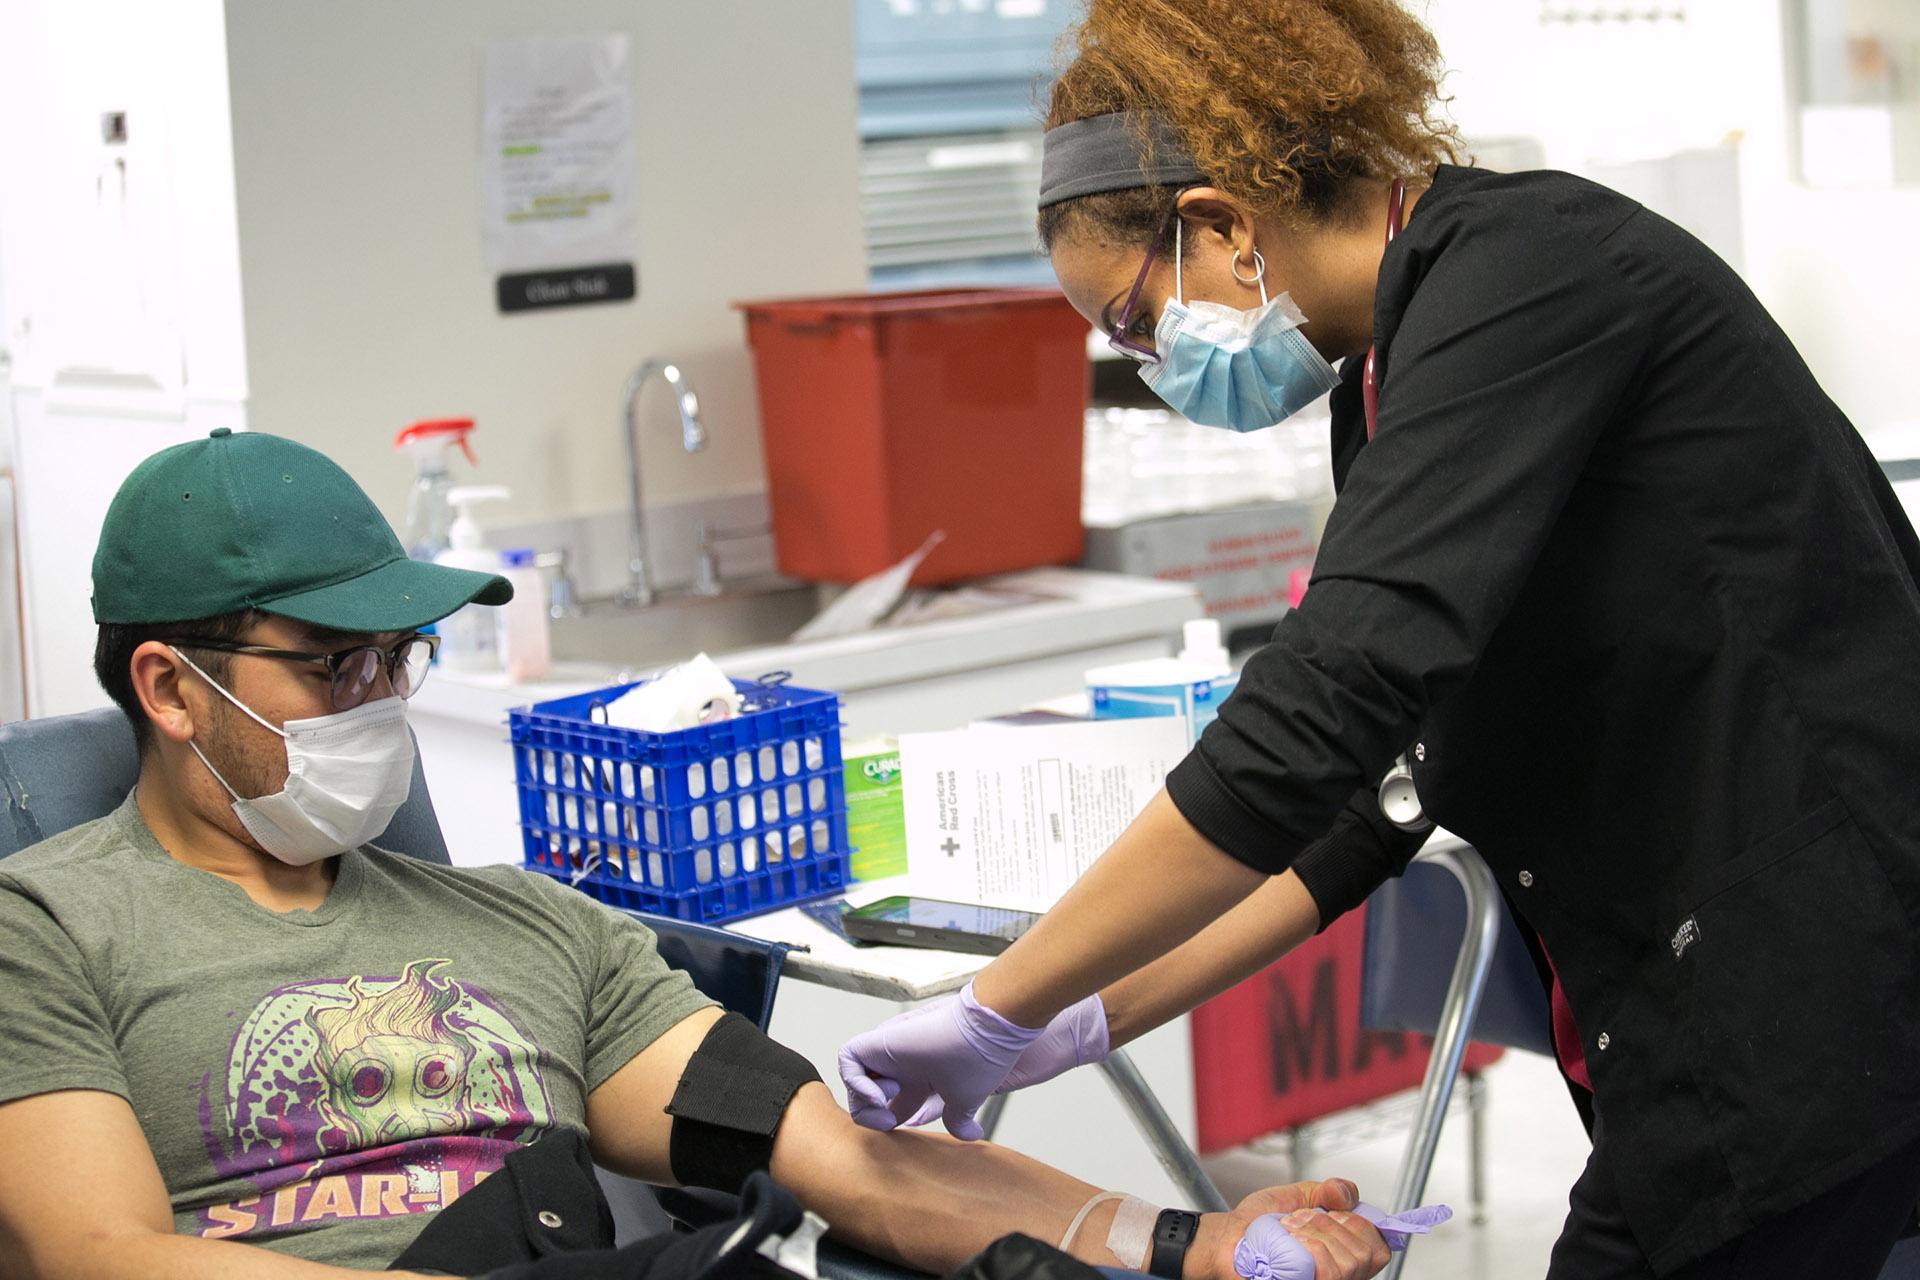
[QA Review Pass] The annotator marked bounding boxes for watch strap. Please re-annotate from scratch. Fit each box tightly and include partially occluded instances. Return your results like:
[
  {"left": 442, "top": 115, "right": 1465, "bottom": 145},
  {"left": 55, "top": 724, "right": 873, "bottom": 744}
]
[{"left": 1147, "top": 1208, "right": 1201, "bottom": 1280}]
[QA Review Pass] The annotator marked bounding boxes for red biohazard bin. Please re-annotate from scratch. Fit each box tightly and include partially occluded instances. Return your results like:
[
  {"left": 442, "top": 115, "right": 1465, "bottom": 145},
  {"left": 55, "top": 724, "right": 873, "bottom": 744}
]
[{"left": 736, "top": 289, "right": 1091, "bottom": 586}]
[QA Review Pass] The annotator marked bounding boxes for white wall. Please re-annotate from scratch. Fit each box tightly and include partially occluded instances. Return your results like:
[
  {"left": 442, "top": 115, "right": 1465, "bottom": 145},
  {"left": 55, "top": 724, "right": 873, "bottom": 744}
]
[
  {"left": 0, "top": 0, "right": 248, "bottom": 715},
  {"left": 9, "top": 399, "right": 237, "bottom": 715},
  {"left": 1424, "top": 0, "right": 1919, "bottom": 437},
  {"left": 1724, "top": 3, "right": 1920, "bottom": 436},
  {"left": 0, "top": 0, "right": 247, "bottom": 404},
  {"left": 1426, "top": 0, "right": 1759, "bottom": 167},
  {"left": 222, "top": 2, "right": 869, "bottom": 535},
  {"left": 2, "top": 1, "right": 866, "bottom": 714},
  {"left": 1744, "top": 185, "right": 1920, "bottom": 434}
]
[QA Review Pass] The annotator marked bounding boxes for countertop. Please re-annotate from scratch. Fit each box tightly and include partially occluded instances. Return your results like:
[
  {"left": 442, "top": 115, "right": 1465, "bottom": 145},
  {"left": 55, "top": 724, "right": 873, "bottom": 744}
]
[{"left": 409, "top": 566, "right": 1200, "bottom": 729}]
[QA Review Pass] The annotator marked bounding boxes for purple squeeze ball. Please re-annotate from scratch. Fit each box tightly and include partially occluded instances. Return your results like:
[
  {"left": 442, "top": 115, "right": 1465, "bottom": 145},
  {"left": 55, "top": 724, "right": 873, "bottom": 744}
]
[
  {"left": 1232, "top": 1204, "right": 1455, "bottom": 1280},
  {"left": 1232, "top": 1213, "right": 1317, "bottom": 1280}
]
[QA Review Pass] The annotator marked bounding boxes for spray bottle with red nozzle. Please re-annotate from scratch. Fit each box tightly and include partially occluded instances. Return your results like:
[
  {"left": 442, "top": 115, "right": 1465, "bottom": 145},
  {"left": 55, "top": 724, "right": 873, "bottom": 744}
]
[{"left": 394, "top": 418, "right": 478, "bottom": 562}]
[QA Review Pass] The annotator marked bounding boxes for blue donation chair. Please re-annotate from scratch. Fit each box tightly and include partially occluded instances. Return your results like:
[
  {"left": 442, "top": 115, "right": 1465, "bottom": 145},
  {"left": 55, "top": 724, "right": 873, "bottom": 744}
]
[{"left": 0, "top": 709, "right": 921, "bottom": 1279}]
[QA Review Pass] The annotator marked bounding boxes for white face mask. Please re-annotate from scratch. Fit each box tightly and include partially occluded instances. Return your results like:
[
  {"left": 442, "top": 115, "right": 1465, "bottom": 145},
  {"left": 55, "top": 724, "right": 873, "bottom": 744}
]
[{"left": 172, "top": 648, "right": 415, "bottom": 866}]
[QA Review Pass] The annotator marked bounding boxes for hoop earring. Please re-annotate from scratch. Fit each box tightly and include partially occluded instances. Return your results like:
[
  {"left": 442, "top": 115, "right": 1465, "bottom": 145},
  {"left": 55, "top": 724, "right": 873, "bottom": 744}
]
[{"left": 1231, "top": 248, "right": 1266, "bottom": 285}]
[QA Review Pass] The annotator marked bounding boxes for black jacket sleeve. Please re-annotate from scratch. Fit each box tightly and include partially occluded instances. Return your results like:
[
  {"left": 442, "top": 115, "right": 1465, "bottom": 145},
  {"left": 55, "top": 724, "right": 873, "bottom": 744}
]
[
  {"left": 1289, "top": 786, "right": 1431, "bottom": 930},
  {"left": 1167, "top": 193, "right": 1649, "bottom": 872}
]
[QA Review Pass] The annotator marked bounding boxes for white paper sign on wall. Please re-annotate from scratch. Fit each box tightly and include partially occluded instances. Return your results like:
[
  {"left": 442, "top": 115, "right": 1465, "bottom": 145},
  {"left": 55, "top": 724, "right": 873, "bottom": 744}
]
[{"left": 480, "top": 33, "right": 637, "bottom": 312}]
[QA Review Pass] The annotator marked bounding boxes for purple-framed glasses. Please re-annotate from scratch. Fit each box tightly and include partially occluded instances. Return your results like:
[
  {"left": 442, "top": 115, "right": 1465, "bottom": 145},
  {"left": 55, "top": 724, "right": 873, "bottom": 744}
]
[{"left": 1106, "top": 200, "right": 1182, "bottom": 364}]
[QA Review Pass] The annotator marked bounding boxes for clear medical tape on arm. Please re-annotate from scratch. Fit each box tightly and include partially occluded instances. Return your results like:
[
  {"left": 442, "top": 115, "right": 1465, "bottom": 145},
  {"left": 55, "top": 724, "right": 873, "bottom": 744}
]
[{"left": 1060, "top": 1192, "right": 1161, "bottom": 1270}]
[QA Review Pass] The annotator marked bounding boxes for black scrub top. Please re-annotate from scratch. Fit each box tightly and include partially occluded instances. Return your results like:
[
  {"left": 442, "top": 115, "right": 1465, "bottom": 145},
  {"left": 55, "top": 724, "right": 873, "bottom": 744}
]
[{"left": 1162, "top": 163, "right": 1920, "bottom": 1273}]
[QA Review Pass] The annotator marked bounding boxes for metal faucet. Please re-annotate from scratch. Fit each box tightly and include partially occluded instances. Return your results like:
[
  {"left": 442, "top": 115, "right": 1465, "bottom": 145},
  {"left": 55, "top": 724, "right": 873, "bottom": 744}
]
[
  {"left": 689, "top": 521, "right": 773, "bottom": 598},
  {"left": 620, "top": 358, "right": 708, "bottom": 606}
]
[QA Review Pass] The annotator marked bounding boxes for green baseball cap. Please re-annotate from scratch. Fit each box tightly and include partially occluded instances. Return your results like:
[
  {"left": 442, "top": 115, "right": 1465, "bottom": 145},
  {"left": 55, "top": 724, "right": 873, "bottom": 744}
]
[{"left": 92, "top": 428, "right": 512, "bottom": 631}]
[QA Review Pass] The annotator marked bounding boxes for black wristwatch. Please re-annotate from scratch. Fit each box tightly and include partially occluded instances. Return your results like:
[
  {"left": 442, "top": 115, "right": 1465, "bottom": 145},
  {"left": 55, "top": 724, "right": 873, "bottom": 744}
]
[{"left": 1147, "top": 1208, "right": 1201, "bottom": 1280}]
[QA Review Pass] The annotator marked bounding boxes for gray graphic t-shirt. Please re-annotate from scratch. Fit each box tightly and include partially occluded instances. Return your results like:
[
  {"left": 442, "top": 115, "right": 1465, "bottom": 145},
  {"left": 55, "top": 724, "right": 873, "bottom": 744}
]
[{"left": 0, "top": 792, "right": 714, "bottom": 1267}]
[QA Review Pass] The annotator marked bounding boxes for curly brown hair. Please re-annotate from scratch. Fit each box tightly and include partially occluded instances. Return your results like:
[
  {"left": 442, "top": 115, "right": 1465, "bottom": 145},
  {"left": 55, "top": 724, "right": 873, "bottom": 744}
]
[{"left": 1037, "top": 0, "right": 1460, "bottom": 252}]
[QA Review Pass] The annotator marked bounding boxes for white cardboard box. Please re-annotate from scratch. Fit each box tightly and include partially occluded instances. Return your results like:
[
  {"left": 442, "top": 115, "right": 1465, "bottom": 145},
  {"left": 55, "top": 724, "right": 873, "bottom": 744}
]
[{"left": 1083, "top": 498, "right": 1329, "bottom": 643}]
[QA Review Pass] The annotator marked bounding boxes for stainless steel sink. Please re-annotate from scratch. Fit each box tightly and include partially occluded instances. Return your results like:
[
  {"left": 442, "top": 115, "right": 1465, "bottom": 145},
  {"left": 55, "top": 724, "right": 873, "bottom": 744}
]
[{"left": 549, "top": 577, "right": 824, "bottom": 671}]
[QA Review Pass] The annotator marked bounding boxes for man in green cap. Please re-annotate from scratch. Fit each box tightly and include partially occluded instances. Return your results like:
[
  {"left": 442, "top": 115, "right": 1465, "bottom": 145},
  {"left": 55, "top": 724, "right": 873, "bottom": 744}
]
[{"left": 0, "top": 431, "right": 1384, "bottom": 1280}]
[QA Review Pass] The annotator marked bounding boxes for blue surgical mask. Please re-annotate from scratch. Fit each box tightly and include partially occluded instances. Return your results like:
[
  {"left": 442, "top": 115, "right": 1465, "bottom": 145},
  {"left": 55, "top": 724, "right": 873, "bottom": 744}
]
[{"left": 1139, "top": 222, "right": 1341, "bottom": 432}]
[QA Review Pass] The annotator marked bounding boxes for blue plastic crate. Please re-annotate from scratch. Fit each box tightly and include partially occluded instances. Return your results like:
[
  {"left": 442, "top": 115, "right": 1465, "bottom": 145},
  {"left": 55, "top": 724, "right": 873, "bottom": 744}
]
[{"left": 511, "top": 676, "right": 852, "bottom": 923}]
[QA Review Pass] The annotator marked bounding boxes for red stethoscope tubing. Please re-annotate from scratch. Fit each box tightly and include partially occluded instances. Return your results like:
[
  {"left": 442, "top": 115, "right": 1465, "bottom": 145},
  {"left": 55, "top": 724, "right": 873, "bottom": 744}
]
[{"left": 1360, "top": 178, "right": 1407, "bottom": 441}]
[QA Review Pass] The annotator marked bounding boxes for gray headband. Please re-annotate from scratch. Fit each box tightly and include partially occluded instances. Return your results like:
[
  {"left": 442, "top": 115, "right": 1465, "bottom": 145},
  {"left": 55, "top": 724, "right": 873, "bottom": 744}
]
[{"left": 1037, "top": 112, "right": 1207, "bottom": 209}]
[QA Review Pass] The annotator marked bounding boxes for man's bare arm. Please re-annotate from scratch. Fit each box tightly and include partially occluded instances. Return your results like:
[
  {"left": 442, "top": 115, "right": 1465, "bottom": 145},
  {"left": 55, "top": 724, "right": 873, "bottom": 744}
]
[
  {"left": 767, "top": 1085, "right": 1388, "bottom": 1280},
  {"left": 587, "top": 1008, "right": 1389, "bottom": 1280},
  {"left": 0, "top": 1090, "right": 440, "bottom": 1280}
]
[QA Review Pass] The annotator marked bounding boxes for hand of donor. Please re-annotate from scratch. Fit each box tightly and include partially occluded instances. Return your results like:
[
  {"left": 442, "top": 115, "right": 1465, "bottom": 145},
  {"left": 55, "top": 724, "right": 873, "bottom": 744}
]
[
  {"left": 1225, "top": 1183, "right": 1448, "bottom": 1280},
  {"left": 837, "top": 980, "right": 1044, "bottom": 1140},
  {"left": 993, "top": 992, "right": 1110, "bottom": 1093}
]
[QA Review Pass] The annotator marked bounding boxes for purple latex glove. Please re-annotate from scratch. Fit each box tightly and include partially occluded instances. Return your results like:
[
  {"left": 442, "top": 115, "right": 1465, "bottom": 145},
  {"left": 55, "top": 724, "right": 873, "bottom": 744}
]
[
  {"left": 994, "top": 992, "right": 1110, "bottom": 1094},
  {"left": 1353, "top": 1202, "right": 1453, "bottom": 1252},
  {"left": 889, "top": 991, "right": 1109, "bottom": 1128},
  {"left": 1232, "top": 1204, "right": 1453, "bottom": 1279},
  {"left": 837, "top": 980, "right": 1044, "bottom": 1140}
]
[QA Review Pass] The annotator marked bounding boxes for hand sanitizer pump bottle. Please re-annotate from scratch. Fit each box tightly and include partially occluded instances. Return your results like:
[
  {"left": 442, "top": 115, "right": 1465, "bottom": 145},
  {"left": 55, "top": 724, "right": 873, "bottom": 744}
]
[{"left": 434, "top": 485, "right": 510, "bottom": 674}]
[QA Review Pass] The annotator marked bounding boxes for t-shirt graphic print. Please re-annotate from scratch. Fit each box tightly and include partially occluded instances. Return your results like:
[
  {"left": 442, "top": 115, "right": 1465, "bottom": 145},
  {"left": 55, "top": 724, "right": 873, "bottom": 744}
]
[{"left": 195, "top": 957, "right": 555, "bottom": 1240}]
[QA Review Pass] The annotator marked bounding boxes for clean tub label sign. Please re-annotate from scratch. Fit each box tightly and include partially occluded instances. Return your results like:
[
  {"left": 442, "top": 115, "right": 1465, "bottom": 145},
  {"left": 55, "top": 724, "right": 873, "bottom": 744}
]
[
  {"left": 482, "top": 34, "right": 637, "bottom": 312},
  {"left": 496, "top": 264, "right": 635, "bottom": 314}
]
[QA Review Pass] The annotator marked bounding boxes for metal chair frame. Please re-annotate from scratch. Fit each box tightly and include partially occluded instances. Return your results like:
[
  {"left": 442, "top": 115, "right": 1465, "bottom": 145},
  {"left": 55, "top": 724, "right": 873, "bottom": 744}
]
[
  {"left": 1379, "top": 844, "right": 1503, "bottom": 1280},
  {"left": 977, "top": 1049, "right": 1229, "bottom": 1213}
]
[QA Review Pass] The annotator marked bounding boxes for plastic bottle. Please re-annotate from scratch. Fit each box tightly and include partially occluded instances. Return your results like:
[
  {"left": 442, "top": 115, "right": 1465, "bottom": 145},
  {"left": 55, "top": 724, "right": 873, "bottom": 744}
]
[
  {"left": 434, "top": 485, "right": 510, "bottom": 674},
  {"left": 495, "top": 547, "right": 551, "bottom": 683},
  {"left": 1178, "top": 617, "right": 1232, "bottom": 675},
  {"left": 394, "top": 418, "right": 477, "bottom": 562},
  {"left": 1086, "top": 618, "right": 1239, "bottom": 745}
]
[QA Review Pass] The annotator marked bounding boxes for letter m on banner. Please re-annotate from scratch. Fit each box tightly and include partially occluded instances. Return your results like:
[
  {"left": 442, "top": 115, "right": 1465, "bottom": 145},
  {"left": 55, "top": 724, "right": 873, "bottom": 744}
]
[{"left": 1189, "top": 904, "right": 1503, "bottom": 1154}]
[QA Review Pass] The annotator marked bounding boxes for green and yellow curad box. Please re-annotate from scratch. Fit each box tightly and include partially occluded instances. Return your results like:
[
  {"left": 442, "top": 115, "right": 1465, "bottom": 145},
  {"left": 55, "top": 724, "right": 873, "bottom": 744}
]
[{"left": 842, "top": 739, "right": 907, "bottom": 882}]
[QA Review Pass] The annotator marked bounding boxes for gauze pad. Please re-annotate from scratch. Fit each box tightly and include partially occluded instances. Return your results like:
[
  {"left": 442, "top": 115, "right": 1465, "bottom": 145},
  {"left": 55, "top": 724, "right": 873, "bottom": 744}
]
[
  {"left": 1056, "top": 1192, "right": 1160, "bottom": 1270},
  {"left": 1106, "top": 1196, "right": 1160, "bottom": 1270}
]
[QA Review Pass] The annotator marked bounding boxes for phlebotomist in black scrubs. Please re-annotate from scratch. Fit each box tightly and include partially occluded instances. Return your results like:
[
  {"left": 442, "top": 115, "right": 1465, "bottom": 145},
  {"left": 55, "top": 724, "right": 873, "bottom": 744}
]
[{"left": 837, "top": 1, "right": 1920, "bottom": 1277}]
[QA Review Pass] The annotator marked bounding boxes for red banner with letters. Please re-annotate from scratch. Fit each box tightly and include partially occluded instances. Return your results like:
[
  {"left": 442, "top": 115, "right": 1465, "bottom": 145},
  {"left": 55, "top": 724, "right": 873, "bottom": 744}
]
[{"left": 1189, "top": 902, "right": 1503, "bottom": 1154}]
